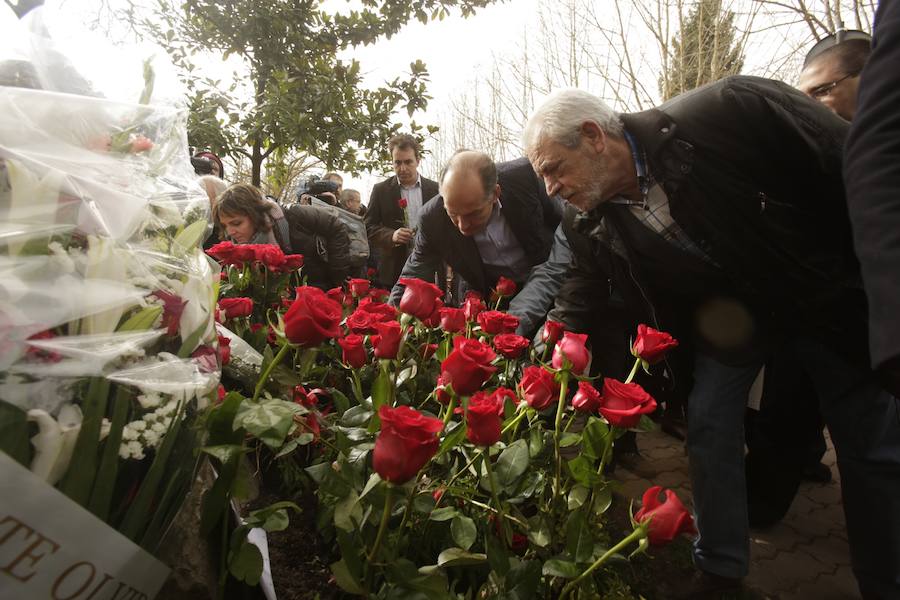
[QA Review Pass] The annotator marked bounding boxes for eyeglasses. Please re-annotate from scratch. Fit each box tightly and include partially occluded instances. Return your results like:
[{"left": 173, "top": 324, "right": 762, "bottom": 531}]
[{"left": 808, "top": 72, "right": 858, "bottom": 99}]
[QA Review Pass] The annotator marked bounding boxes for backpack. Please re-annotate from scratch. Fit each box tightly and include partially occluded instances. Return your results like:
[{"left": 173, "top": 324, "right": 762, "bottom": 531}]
[{"left": 309, "top": 197, "right": 370, "bottom": 266}]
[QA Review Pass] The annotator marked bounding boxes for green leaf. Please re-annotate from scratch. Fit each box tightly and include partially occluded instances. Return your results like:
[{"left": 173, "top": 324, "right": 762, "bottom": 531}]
[
  {"left": 437, "top": 420, "right": 466, "bottom": 457},
  {"left": 494, "top": 439, "right": 530, "bottom": 487},
  {"left": 201, "top": 444, "right": 246, "bottom": 464},
  {"left": 234, "top": 399, "right": 301, "bottom": 449},
  {"left": 359, "top": 472, "right": 382, "bottom": 500},
  {"left": 245, "top": 501, "right": 299, "bottom": 532},
  {"left": 331, "top": 559, "right": 365, "bottom": 595},
  {"left": 88, "top": 387, "right": 131, "bottom": 520},
  {"left": 565, "top": 509, "right": 594, "bottom": 564},
  {"left": 341, "top": 404, "right": 373, "bottom": 427},
  {"left": 633, "top": 414, "right": 658, "bottom": 433},
  {"left": 330, "top": 386, "right": 351, "bottom": 416},
  {"left": 207, "top": 392, "right": 245, "bottom": 446},
  {"left": 568, "top": 485, "right": 590, "bottom": 511},
  {"left": 485, "top": 531, "right": 510, "bottom": 577},
  {"left": 173, "top": 218, "right": 210, "bottom": 253},
  {"left": 370, "top": 365, "right": 391, "bottom": 415},
  {"left": 334, "top": 489, "right": 362, "bottom": 532},
  {"left": 450, "top": 515, "right": 477, "bottom": 551},
  {"left": 567, "top": 455, "right": 602, "bottom": 487},
  {"left": 527, "top": 515, "right": 552, "bottom": 548},
  {"left": 541, "top": 558, "right": 582, "bottom": 579},
  {"left": 581, "top": 417, "right": 610, "bottom": 460},
  {"left": 228, "top": 535, "right": 263, "bottom": 586},
  {"left": 528, "top": 424, "right": 544, "bottom": 457},
  {"left": 506, "top": 560, "right": 542, "bottom": 599},
  {"left": 116, "top": 305, "right": 163, "bottom": 332},
  {"left": 59, "top": 377, "right": 111, "bottom": 506},
  {"left": 559, "top": 432, "right": 581, "bottom": 448},
  {"left": 436, "top": 547, "right": 487, "bottom": 567},
  {"left": 177, "top": 321, "right": 208, "bottom": 358},
  {"left": 429, "top": 507, "right": 457, "bottom": 522},
  {"left": 592, "top": 484, "right": 612, "bottom": 516}
]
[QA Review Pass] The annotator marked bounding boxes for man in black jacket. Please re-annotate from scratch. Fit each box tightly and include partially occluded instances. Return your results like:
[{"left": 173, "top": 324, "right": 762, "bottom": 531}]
[
  {"left": 364, "top": 134, "right": 440, "bottom": 289},
  {"left": 388, "top": 151, "right": 561, "bottom": 305},
  {"left": 525, "top": 81, "right": 900, "bottom": 598},
  {"left": 284, "top": 204, "right": 350, "bottom": 290}
]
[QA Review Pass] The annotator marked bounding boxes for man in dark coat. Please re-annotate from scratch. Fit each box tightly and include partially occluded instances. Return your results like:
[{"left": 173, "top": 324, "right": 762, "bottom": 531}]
[
  {"left": 845, "top": 0, "right": 900, "bottom": 401},
  {"left": 284, "top": 204, "right": 350, "bottom": 290},
  {"left": 364, "top": 134, "right": 439, "bottom": 290},
  {"left": 525, "top": 80, "right": 900, "bottom": 599},
  {"left": 388, "top": 151, "right": 561, "bottom": 305}
]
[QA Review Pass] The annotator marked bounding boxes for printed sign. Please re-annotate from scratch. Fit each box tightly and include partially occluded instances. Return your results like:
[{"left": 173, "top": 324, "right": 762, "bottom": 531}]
[{"left": 0, "top": 452, "right": 170, "bottom": 599}]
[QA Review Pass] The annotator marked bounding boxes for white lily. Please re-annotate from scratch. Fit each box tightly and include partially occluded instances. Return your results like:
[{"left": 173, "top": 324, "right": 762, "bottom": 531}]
[
  {"left": 80, "top": 235, "right": 137, "bottom": 335},
  {"left": 178, "top": 250, "right": 216, "bottom": 348},
  {"left": 27, "top": 404, "right": 83, "bottom": 486},
  {"left": 3, "top": 159, "right": 69, "bottom": 256}
]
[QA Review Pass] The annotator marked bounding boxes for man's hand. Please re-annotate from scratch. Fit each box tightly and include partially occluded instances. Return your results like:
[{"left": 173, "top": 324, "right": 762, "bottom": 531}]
[{"left": 392, "top": 227, "right": 414, "bottom": 245}]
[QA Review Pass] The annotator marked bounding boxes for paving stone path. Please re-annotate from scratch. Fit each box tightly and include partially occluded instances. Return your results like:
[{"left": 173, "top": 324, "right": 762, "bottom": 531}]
[{"left": 613, "top": 429, "right": 859, "bottom": 599}]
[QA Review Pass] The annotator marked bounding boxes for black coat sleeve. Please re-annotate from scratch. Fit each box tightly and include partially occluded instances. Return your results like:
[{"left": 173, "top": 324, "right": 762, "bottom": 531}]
[{"left": 845, "top": 0, "right": 900, "bottom": 373}]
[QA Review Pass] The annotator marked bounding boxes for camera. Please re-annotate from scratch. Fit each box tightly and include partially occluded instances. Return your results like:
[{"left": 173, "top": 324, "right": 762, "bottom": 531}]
[
  {"left": 191, "top": 156, "right": 214, "bottom": 176},
  {"left": 297, "top": 177, "right": 340, "bottom": 204}
]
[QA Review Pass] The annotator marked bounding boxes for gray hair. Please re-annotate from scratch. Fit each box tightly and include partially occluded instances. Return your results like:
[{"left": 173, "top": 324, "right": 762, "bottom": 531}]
[{"left": 523, "top": 89, "right": 624, "bottom": 150}]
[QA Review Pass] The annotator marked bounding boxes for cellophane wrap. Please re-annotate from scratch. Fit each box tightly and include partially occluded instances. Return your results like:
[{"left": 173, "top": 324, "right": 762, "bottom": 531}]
[{"left": 0, "top": 7, "right": 219, "bottom": 553}]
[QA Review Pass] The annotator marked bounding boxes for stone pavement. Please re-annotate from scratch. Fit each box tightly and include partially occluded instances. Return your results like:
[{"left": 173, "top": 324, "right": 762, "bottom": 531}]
[{"left": 613, "top": 429, "right": 859, "bottom": 599}]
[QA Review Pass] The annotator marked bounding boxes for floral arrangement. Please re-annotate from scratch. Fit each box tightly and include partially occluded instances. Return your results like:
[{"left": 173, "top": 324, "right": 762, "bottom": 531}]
[
  {"left": 0, "top": 25, "right": 218, "bottom": 562},
  {"left": 206, "top": 255, "right": 693, "bottom": 596}
]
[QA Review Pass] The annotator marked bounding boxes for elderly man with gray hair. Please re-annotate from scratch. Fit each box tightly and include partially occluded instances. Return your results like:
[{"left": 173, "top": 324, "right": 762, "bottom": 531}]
[{"left": 524, "top": 80, "right": 900, "bottom": 598}]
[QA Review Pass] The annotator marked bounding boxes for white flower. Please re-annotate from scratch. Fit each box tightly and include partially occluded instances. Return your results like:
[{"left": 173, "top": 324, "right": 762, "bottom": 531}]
[
  {"left": 26, "top": 404, "right": 83, "bottom": 485},
  {"left": 130, "top": 420, "right": 147, "bottom": 432},
  {"left": 151, "top": 421, "right": 167, "bottom": 435},
  {"left": 137, "top": 392, "right": 162, "bottom": 409},
  {"left": 121, "top": 426, "right": 138, "bottom": 441},
  {"left": 142, "top": 430, "right": 160, "bottom": 447}
]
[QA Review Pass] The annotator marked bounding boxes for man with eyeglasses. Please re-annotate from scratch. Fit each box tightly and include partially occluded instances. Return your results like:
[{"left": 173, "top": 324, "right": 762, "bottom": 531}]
[{"left": 798, "top": 29, "right": 872, "bottom": 121}]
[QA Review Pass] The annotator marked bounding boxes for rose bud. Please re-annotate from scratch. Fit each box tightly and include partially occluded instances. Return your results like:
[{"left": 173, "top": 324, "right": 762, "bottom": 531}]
[
  {"left": 541, "top": 320, "right": 565, "bottom": 349},
  {"left": 477, "top": 310, "right": 520, "bottom": 335},
  {"left": 518, "top": 365, "right": 559, "bottom": 411},
  {"left": 372, "top": 405, "right": 443, "bottom": 484},
  {"left": 439, "top": 307, "right": 466, "bottom": 333},
  {"left": 338, "top": 334, "right": 367, "bottom": 368},
  {"left": 440, "top": 336, "right": 497, "bottom": 396},
  {"left": 372, "top": 320, "right": 402, "bottom": 359},
  {"left": 349, "top": 278, "right": 371, "bottom": 298},
  {"left": 634, "top": 486, "right": 697, "bottom": 546},
  {"left": 465, "top": 391, "right": 503, "bottom": 446},
  {"left": 218, "top": 297, "right": 253, "bottom": 319},
  {"left": 572, "top": 381, "right": 601, "bottom": 413},
  {"left": 435, "top": 373, "right": 452, "bottom": 405},
  {"left": 397, "top": 277, "right": 443, "bottom": 321},
  {"left": 493, "top": 333, "right": 530, "bottom": 359},
  {"left": 284, "top": 286, "right": 343, "bottom": 347},
  {"left": 632, "top": 324, "right": 679, "bottom": 365},
  {"left": 596, "top": 378, "right": 657, "bottom": 428},
  {"left": 494, "top": 276, "right": 517, "bottom": 297},
  {"left": 552, "top": 331, "right": 591, "bottom": 375},
  {"left": 463, "top": 295, "right": 486, "bottom": 322}
]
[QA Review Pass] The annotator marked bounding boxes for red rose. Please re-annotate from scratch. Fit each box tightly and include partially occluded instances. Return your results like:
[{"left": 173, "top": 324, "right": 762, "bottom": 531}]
[
  {"left": 632, "top": 324, "right": 679, "bottom": 365},
  {"left": 541, "top": 320, "right": 565, "bottom": 349},
  {"left": 218, "top": 297, "right": 253, "bottom": 319},
  {"left": 366, "top": 267, "right": 377, "bottom": 278},
  {"left": 466, "top": 391, "right": 503, "bottom": 446},
  {"left": 253, "top": 244, "right": 286, "bottom": 270},
  {"left": 217, "top": 384, "right": 226, "bottom": 404},
  {"left": 398, "top": 277, "right": 443, "bottom": 321},
  {"left": 191, "top": 344, "right": 219, "bottom": 373},
  {"left": 463, "top": 295, "right": 486, "bottom": 321},
  {"left": 552, "top": 332, "right": 590, "bottom": 375},
  {"left": 372, "top": 320, "right": 402, "bottom": 359},
  {"left": 597, "top": 378, "right": 657, "bottom": 428},
  {"left": 357, "top": 297, "right": 398, "bottom": 321},
  {"left": 207, "top": 241, "right": 239, "bottom": 266},
  {"left": 326, "top": 287, "right": 352, "bottom": 307},
  {"left": 477, "top": 310, "right": 520, "bottom": 335},
  {"left": 422, "top": 298, "right": 444, "bottom": 328},
  {"left": 293, "top": 385, "right": 317, "bottom": 407},
  {"left": 349, "top": 278, "right": 371, "bottom": 298},
  {"left": 572, "top": 381, "right": 600, "bottom": 413},
  {"left": 493, "top": 333, "right": 530, "bottom": 359},
  {"left": 419, "top": 343, "right": 438, "bottom": 360},
  {"left": 338, "top": 334, "right": 367, "bottom": 368},
  {"left": 284, "top": 286, "right": 343, "bottom": 347},
  {"left": 435, "top": 373, "right": 452, "bottom": 405},
  {"left": 494, "top": 276, "right": 517, "bottom": 297},
  {"left": 439, "top": 307, "right": 466, "bottom": 333},
  {"left": 398, "top": 197, "right": 408, "bottom": 209},
  {"left": 369, "top": 288, "right": 390, "bottom": 302},
  {"left": 519, "top": 365, "right": 559, "bottom": 411},
  {"left": 217, "top": 335, "right": 231, "bottom": 366},
  {"left": 432, "top": 487, "right": 445, "bottom": 502},
  {"left": 153, "top": 289, "right": 187, "bottom": 336},
  {"left": 280, "top": 254, "right": 304, "bottom": 272},
  {"left": 372, "top": 405, "right": 443, "bottom": 484},
  {"left": 491, "top": 387, "right": 519, "bottom": 415},
  {"left": 440, "top": 336, "right": 497, "bottom": 396},
  {"left": 232, "top": 245, "right": 257, "bottom": 264},
  {"left": 346, "top": 309, "right": 379, "bottom": 334},
  {"left": 634, "top": 486, "right": 697, "bottom": 546}
]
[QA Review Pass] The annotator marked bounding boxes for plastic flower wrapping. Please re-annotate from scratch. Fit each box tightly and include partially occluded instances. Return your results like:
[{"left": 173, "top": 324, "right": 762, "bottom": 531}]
[{"left": 0, "top": 9, "right": 218, "bottom": 552}]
